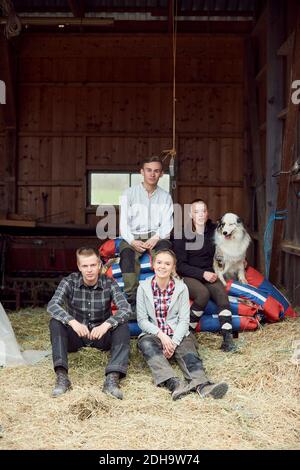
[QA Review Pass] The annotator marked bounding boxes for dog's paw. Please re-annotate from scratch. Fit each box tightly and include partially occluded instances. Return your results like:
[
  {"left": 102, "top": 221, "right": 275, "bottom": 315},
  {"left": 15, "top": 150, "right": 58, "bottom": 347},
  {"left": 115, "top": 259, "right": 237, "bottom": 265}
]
[{"left": 238, "top": 277, "right": 248, "bottom": 285}]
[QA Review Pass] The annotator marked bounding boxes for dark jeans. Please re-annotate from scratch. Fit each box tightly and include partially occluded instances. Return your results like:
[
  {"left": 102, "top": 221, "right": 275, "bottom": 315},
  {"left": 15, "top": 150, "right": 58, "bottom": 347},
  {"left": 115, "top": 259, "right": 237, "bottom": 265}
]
[
  {"left": 138, "top": 333, "right": 208, "bottom": 387},
  {"left": 49, "top": 318, "right": 130, "bottom": 377},
  {"left": 119, "top": 237, "right": 172, "bottom": 305}
]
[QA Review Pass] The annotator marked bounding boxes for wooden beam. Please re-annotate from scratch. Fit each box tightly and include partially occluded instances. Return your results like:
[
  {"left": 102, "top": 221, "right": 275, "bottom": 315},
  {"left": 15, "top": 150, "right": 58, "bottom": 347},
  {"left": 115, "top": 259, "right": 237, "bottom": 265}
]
[
  {"left": 269, "top": 8, "right": 300, "bottom": 284},
  {"left": 0, "top": 219, "right": 36, "bottom": 228},
  {"left": 281, "top": 241, "right": 300, "bottom": 257},
  {"left": 277, "top": 31, "right": 295, "bottom": 56},
  {"left": 0, "top": 38, "right": 18, "bottom": 216},
  {"left": 168, "top": 0, "right": 174, "bottom": 34},
  {"left": 17, "top": 181, "right": 82, "bottom": 187},
  {"left": 68, "top": 0, "right": 85, "bottom": 18},
  {"left": 245, "top": 37, "right": 266, "bottom": 273},
  {"left": 177, "top": 181, "right": 243, "bottom": 188},
  {"left": 265, "top": 0, "right": 285, "bottom": 269},
  {"left": 251, "top": 7, "right": 267, "bottom": 37}
]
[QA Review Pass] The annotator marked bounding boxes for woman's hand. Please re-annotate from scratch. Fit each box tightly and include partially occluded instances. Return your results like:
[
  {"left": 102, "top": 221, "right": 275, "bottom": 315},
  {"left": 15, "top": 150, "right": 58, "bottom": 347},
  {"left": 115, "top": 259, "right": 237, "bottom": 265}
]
[
  {"left": 203, "top": 271, "right": 218, "bottom": 283},
  {"left": 157, "top": 331, "right": 176, "bottom": 358}
]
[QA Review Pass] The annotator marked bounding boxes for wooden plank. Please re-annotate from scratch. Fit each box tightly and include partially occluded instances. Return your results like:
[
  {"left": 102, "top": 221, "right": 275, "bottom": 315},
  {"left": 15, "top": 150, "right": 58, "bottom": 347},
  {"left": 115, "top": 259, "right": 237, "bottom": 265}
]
[
  {"left": 17, "top": 181, "right": 82, "bottom": 187},
  {"left": 18, "top": 81, "right": 245, "bottom": 88},
  {"left": 19, "top": 35, "right": 245, "bottom": 60},
  {"left": 17, "top": 131, "right": 244, "bottom": 138},
  {"left": 255, "top": 64, "right": 266, "bottom": 82},
  {"left": 251, "top": 7, "right": 267, "bottom": 37},
  {"left": 177, "top": 181, "right": 243, "bottom": 188},
  {"left": 281, "top": 241, "right": 300, "bottom": 256},
  {"left": 245, "top": 37, "right": 266, "bottom": 272},
  {"left": 265, "top": 0, "right": 285, "bottom": 268},
  {"left": 277, "top": 31, "right": 295, "bottom": 56},
  {"left": 259, "top": 122, "right": 266, "bottom": 132},
  {"left": 0, "top": 39, "right": 18, "bottom": 215},
  {"left": 0, "top": 219, "right": 36, "bottom": 227},
  {"left": 277, "top": 107, "right": 288, "bottom": 119},
  {"left": 168, "top": 0, "right": 174, "bottom": 34},
  {"left": 270, "top": 8, "right": 300, "bottom": 283},
  {"left": 68, "top": 0, "right": 85, "bottom": 17}
]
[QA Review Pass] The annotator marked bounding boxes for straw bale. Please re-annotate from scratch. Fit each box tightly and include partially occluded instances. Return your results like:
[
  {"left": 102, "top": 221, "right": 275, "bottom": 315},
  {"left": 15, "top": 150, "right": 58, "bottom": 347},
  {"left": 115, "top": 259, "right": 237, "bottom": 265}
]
[{"left": 0, "top": 308, "right": 299, "bottom": 450}]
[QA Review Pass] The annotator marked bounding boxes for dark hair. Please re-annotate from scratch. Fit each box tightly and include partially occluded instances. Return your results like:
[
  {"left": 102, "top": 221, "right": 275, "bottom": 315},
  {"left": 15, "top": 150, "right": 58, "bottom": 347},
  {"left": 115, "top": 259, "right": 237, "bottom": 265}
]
[
  {"left": 76, "top": 247, "right": 100, "bottom": 261},
  {"left": 190, "top": 199, "right": 208, "bottom": 231},
  {"left": 153, "top": 249, "right": 177, "bottom": 264},
  {"left": 141, "top": 155, "right": 163, "bottom": 169}
]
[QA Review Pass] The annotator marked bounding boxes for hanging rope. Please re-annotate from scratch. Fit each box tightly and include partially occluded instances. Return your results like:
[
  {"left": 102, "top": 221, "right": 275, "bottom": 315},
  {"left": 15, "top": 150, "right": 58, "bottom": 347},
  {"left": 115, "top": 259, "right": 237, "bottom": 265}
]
[
  {"left": 160, "top": 0, "right": 178, "bottom": 189},
  {"left": 0, "top": 0, "right": 22, "bottom": 38}
]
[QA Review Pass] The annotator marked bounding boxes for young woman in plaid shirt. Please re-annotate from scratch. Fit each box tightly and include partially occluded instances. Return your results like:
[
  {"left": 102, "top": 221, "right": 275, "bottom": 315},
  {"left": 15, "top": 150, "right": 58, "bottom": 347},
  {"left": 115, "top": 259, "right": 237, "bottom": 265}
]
[{"left": 136, "top": 249, "right": 228, "bottom": 400}]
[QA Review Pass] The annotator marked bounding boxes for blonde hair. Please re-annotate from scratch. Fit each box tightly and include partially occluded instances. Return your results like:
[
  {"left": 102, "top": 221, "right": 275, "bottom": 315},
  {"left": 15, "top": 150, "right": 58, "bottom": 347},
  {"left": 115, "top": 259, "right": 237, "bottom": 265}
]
[{"left": 152, "top": 249, "right": 180, "bottom": 279}]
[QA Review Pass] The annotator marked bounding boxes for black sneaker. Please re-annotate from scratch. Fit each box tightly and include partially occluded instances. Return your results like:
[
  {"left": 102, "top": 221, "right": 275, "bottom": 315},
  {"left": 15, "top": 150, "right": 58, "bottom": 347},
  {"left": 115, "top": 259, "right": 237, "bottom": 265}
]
[
  {"left": 103, "top": 372, "right": 123, "bottom": 400},
  {"left": 52, "top": 369, "right": 72, "bottom": 397},
  {"left": 221, "top": 332, "right": 238, "bottom": 352},
  {"left": 164, "top": 377, "right": 181, "bottom": 393}
]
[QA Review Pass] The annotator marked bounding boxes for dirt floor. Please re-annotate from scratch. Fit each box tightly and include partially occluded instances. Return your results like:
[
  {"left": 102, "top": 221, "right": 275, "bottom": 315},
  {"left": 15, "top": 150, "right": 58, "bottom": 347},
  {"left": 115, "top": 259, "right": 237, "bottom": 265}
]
[{"left": 0, "top": 308, "right": 299, "bottom": 450}]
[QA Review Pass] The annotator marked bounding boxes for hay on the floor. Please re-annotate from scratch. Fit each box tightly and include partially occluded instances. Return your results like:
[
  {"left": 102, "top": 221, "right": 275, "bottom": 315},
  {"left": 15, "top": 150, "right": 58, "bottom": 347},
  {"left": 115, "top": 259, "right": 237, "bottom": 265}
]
[{"left": 0, "top": 308, "right": 299, "bottom": 450}]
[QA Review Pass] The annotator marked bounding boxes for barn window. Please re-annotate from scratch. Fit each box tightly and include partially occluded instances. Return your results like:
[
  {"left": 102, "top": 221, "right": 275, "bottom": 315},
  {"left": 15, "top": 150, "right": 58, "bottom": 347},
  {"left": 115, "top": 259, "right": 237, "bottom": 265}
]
[{"left": 88, "top": 172, "right": 170, "bottom": 206}]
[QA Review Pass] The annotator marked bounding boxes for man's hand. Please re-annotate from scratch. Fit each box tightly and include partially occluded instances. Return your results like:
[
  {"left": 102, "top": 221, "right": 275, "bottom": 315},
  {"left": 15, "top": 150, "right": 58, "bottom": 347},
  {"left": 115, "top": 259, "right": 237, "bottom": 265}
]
[
  {"left": 90, "top": 321, "right": 112, "bottom": 341},
  {"left": 143, "top": 236, "right": 159, "bottom": 251},
  {"left": 131, "top": 240, "right": 147, "bottom": 253},
  {"left": 157, "top": 331, "right": 176, "bottom": 359},
  {"left": 203, "top": 271, "right": 218, "bottom": 283},
  {"left": 68, "top": 319, "right": 90, "bottom": 338}
]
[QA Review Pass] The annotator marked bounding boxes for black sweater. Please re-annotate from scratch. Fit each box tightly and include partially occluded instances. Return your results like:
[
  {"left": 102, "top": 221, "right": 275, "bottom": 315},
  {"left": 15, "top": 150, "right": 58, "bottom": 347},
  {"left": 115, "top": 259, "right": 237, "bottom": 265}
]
[{"left": 172, "top": 219, "right": 216, "bottom": 281}]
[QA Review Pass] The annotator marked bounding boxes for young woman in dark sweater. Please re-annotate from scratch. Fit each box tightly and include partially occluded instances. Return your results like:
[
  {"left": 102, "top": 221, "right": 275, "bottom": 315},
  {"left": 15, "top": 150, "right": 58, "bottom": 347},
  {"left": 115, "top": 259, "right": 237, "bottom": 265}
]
[{"left": 172, "top": 199, "right": 236, "bottom": 352}]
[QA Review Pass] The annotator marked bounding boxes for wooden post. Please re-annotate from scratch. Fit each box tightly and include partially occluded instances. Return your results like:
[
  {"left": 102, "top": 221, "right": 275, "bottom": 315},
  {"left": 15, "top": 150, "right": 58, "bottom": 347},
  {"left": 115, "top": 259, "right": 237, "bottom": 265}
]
[
  {"left": 168, "top": 0, "right": 174, "bottom": 34},
  {"left": 68, "top": 0, "right": 85, "bottom": 17},
  {"left": 269, "top": 8, "right": 300, "bottom": 284},
  {"left": 265, "top": 0, "right": 285, "bottom": 272},
  {"left": 0, "top": 38, "right": 18, "bottom": 216},
  {"left": 245, "top": 37, "right": 266, "bottom": 273}
]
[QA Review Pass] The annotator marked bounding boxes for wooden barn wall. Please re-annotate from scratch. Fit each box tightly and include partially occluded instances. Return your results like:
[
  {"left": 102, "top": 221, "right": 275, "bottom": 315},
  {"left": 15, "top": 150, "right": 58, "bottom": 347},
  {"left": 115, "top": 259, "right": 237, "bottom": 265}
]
[
  {"left": 15, "top": 34, "right": 246, "bottom": 226},
  {"left": 281, "top": 108, "right": 300, "bottom": 306},
  {"left": 253, "top": 0, "right": 300, "bottom": 305},
  {"left": 0, "top": 107, "right": 5, "bottom": 214}
]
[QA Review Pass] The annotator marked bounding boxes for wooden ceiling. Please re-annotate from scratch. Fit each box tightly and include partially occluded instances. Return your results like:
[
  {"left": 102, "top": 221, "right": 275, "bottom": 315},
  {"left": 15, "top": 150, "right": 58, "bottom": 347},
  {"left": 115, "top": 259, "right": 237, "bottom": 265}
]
[{"left": 0, "top": 0, "right": 259, "bottom": 34}]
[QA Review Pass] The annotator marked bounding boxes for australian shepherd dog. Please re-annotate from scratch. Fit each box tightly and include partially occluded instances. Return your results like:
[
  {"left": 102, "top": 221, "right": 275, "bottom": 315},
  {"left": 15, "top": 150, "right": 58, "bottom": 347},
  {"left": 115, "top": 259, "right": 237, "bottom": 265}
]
[{"left": 213, "top": 213, "right": 251, "bottom": 286}]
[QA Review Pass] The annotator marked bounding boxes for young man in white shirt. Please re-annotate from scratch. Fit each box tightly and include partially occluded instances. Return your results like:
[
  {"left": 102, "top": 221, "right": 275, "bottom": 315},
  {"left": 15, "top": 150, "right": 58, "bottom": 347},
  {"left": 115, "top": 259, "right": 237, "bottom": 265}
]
[{"left": 119, "top": 156, "right": 173, "bottom": 316}]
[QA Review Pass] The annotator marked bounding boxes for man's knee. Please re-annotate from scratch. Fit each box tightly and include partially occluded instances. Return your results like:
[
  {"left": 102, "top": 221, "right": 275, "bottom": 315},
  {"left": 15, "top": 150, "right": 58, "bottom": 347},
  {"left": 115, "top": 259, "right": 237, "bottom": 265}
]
[
  {"left": 113, "top": 323, "right": 130, "bottom": 343},
  {"left": 138, "top": 336, "right": 160, "bottom": 358}
]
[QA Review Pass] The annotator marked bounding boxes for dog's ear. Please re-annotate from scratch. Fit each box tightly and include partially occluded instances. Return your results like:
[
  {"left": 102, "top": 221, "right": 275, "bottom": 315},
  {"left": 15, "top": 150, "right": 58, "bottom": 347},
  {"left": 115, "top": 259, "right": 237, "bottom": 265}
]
[
  {"left": 216, "top": 218, "right": 222, "bottom": 229},
  {"left": 236, "top": 216, "right": 243, "bottom": 225}
]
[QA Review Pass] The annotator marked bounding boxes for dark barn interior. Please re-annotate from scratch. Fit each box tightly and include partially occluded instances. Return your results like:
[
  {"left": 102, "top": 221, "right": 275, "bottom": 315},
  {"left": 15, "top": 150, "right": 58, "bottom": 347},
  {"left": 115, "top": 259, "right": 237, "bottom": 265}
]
[{"left": 0, "top": 0, "right": 299, "bottom": 309}]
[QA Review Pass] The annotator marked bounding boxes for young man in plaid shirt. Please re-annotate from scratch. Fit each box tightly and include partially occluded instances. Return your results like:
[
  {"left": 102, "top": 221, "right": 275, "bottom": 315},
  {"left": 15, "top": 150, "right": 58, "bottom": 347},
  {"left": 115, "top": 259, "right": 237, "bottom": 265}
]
[{"left": 48, "top": 247, "right": 131, "bottom": 399}]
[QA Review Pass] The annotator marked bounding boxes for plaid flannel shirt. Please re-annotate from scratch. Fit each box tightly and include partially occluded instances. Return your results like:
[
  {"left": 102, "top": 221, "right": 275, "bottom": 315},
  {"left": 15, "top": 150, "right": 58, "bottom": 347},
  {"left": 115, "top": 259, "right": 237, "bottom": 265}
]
[
  {"left": 47, "top": 272, "right": 131, "bottom": 329},
  {"left": 152, "top": 277, "right": 175, "bottom": 336}
]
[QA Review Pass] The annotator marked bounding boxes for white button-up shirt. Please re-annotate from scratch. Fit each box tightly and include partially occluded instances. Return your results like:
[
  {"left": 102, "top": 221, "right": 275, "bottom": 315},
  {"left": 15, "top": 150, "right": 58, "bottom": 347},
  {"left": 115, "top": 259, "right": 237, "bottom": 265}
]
[{"left": 119, "top": 183, "right": 173, "bottom": 245}]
